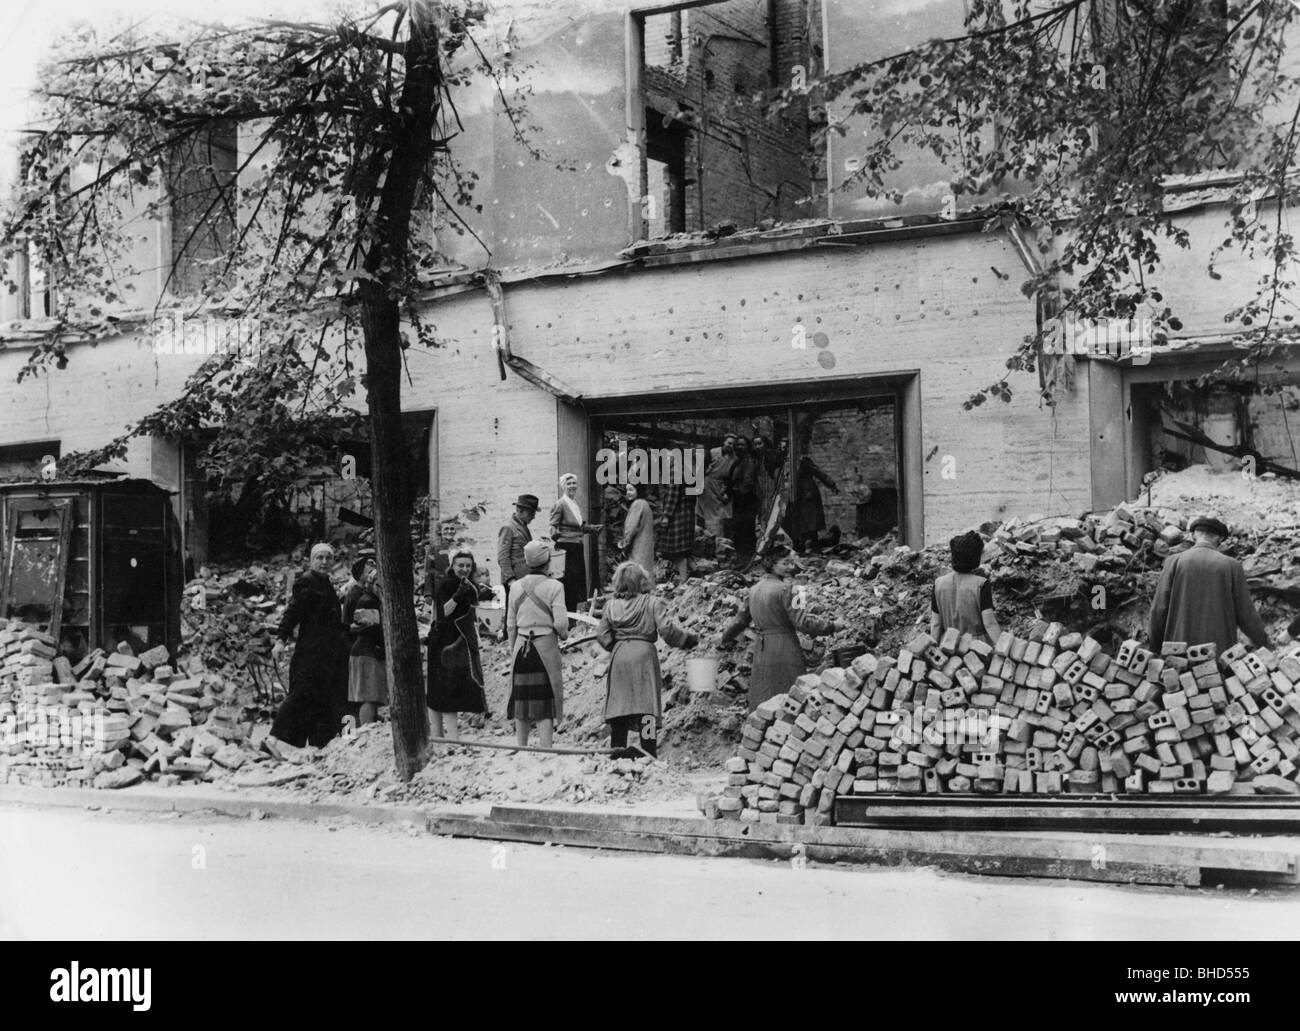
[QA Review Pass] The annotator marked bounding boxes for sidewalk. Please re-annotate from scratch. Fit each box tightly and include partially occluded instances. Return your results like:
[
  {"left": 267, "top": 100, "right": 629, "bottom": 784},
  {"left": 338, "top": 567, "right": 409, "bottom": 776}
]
[{"left": 3, "top": 782, "right": 1298, "bottom": 888}]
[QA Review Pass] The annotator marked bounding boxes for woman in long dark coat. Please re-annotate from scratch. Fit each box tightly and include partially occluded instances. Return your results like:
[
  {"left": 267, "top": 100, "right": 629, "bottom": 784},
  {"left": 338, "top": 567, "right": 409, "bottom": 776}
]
[
  {"left": 270, "top": 543, "right": 349, "bottom": 747},
  {"left": 427, "top": 549, "right": 495, "bottom": 741}
]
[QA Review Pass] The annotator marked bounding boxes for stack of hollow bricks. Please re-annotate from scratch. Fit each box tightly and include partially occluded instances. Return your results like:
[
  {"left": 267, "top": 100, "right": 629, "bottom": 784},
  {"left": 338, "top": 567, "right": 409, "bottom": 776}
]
[
  {"left": 716, "top": 620, "right": 1300, "bottom": 825},
  {"left": 0, "top": 617, "right": 245, "bottom": 788}
]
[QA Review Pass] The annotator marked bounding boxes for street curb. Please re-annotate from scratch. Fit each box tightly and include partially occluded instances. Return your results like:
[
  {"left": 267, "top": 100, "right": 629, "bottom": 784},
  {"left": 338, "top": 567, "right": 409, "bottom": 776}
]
[{"left": 0, "top": 784, "right": 431, "bottom": 827}]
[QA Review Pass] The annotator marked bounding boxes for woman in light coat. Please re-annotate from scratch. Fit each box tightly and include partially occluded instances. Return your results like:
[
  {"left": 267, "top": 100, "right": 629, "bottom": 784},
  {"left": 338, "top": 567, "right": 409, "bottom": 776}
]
[
  {"left": 550, "top": 472, "right": 602, "bottom": 610},
  {"left": 506, "top": 540, "right": 569, "bottom": 747},
  {"left": 597, "top": 561, "right": 698, "bottom": 757},
  {"left": 719, "top": 545, "right": 843, "bottom": 710},
  {"left": 618, "top": 482, "right": 656, "bottom": 585}
]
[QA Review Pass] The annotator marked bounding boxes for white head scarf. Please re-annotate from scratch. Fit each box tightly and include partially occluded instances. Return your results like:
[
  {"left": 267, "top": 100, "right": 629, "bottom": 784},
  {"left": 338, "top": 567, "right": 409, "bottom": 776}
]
[{"left": 557, "top": 473, "right": 583, "bottom": 526}]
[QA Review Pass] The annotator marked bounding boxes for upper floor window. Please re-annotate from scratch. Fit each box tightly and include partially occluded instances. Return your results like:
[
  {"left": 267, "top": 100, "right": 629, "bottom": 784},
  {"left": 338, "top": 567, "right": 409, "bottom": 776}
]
[{"left": 165, "top": 121, "right": 238, "bottom": 298}]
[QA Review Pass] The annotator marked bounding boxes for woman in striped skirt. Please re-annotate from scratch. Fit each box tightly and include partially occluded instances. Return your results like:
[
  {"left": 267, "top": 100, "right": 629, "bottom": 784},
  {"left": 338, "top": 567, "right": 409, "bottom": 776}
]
[{"left": 506, "top": 540, "right": 569, "bottom": 747}]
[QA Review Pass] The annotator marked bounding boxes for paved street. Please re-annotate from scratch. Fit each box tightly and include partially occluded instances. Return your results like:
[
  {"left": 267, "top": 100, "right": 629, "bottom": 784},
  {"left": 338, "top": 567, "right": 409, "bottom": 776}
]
[{"left": 1, "top": 803, "right": 1296, "bottom": 939}]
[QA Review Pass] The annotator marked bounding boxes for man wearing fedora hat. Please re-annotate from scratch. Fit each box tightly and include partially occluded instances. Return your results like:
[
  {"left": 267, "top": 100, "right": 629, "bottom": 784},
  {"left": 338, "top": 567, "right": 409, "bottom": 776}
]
[
  {"left": 498, "top": 494, "right": 539, "bottom": 594},
  {"left": 1149, "top": 514, "right": 1271, "bottom": 654}
]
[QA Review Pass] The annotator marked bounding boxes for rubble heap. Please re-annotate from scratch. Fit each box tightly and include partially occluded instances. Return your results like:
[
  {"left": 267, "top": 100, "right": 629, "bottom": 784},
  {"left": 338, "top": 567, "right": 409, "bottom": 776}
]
[
  {"left": 476, "top": 476, "right": 1300, "bottom": 767},
  {"left": 710, "top": 620, "right": 1300, "bottom": 826},
  {"left": 180, "top": 559, "right": 298, "bottom": 692},
  {"left": 292, "top": 720, "right": 691, "bottom": 807},
  {"left": 0, "top": 618, "right": 267, "bottom": 789}
]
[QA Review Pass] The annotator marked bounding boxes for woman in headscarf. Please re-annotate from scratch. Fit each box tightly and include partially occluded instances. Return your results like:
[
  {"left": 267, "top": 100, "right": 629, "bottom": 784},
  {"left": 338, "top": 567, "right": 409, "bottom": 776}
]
[
  {"left": 618, "top": 482, "right": 656, "bottom": 585},
  {"left": 427, "top": 548, "right": 495, "bottom": 741},
  {"left": 718, "top": 545, "right": 844, "bottom": 711},
  {"left": 270, "top": 543, "right": 349, "bottom": 746},
  {"left": 597, "top": 561, "right": 698, "bottom": 757},
  {"left": 506, "top": 540, "right": 569, "bottom": 747},
  {"left": 342, "top": 558, "right": 386, "bottom": 726},
  {"left": 549, "top": 473, "right": 603, "bottom": 610}
]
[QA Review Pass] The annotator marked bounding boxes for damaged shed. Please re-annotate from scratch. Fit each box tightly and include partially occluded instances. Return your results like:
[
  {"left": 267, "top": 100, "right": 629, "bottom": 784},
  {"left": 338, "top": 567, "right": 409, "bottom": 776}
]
[{"left": 0, "top": 479, "right": 183, "bottom": 661}]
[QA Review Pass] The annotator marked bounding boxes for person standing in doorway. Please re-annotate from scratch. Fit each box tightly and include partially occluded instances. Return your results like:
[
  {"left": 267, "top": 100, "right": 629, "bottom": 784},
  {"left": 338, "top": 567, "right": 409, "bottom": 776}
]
[
  {"left": 550, "top": 473, "right": 603, "bottom": 610},
  {"left": 727, "top": 436, "right": 761, "bottom": 565},
  {"left": 619, "top": 482, "right": 657, "bottom": 585},
  {"left": 699, "top": 434, "right": 737, "bottom": 543},
  {"left": 656, "top": 479, "right": 695, "bottom": 582},
  {"left": 506, "top": 540, "right": 569, "bottom": 748},
  {"left": 597, "top": 561, "right": 699, "bottom": 758},
  {"left": 786, "top": 430, "right": 839, "bottom": 551},
  {"left": 497, "top": 493, "right": 538, "bottom": 595},
  {"left": 599, "top": 481, "right": 629, "bottom": 590}
]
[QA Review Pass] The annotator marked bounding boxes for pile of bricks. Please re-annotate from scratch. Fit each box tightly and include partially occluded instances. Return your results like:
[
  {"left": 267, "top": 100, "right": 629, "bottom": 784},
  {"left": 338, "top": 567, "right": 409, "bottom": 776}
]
[
  {"left": 984, "top": 503, "right": 1193, "bottom": 572},
  {"left": 0, "top": 618, "right": 259, "bottom": 789},
  {"left": 711, "top": 620, "right": 1300, "bottom": 825}
]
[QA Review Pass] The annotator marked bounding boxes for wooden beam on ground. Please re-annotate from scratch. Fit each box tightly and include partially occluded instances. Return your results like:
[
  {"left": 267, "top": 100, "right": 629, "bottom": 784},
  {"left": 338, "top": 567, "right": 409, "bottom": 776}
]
[
  {"left": 415, "top": 805, "right": 1300, "bottom": 887},
  {"left": 833, "top": 795, "right": 1300, "bottom": 835}
]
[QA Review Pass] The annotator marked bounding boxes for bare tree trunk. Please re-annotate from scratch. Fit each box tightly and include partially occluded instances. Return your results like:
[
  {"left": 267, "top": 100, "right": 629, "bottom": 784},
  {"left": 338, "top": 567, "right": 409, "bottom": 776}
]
[
  {"left": 362, "top": 294, "right": 427, "bottom": 780},
  {"left": 357, "top": 3, "right": 442, "bottom": 781}
]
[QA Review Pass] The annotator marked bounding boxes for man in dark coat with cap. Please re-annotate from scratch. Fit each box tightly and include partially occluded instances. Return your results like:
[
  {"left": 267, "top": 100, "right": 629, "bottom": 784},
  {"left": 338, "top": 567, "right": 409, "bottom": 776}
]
[
  {"left": 498, "top": 494, "right": 539, "bottom": 593},
  {"left": 1148, "top": 515, "right": 1271, "bottom": 654}
]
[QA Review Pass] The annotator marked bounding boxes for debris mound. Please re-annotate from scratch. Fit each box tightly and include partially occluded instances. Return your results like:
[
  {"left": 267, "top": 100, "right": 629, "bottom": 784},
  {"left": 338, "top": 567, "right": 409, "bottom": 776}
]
[{"left": 706, "top": 623, "right": 1300, "bottom": 826}]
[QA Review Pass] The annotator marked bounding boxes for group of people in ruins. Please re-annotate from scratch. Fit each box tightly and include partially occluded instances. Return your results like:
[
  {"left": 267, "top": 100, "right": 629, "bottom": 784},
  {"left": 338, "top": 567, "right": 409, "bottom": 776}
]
[{"left": 266, "top": 433, "right": 1273, "bottom": 768}]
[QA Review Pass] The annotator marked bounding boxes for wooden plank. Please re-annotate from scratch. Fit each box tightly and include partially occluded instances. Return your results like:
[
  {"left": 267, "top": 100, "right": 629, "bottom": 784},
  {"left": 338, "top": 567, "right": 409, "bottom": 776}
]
[
  {"left": 834, "top": 796, "right": 1300, "bottom": 836},
  {"left": 432, "top": 815, "right": 1200, "bottom": 886},
  {"left": 489, "top": 805, "right": 1299, "bottom": 875}
]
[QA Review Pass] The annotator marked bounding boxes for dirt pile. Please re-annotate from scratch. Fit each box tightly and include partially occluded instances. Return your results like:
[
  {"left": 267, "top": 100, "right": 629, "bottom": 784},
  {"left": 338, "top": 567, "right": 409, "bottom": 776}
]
[
  {"left": 1145, "top": 466, "right": 1300, "bottom": 531},
  {"left": 293, "top": 721, "right": 693, "bottom": 807}
]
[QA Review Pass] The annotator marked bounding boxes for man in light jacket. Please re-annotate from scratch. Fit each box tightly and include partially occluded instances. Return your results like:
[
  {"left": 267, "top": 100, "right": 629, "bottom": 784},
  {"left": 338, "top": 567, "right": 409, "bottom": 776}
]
[{"left": 497, "top": 494, "right": 538, "bottom": 593}]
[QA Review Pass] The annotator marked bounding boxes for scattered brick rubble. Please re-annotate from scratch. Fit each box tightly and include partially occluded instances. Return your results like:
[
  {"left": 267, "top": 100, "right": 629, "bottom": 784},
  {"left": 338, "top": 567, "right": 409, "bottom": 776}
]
[
  {"left": 706, "top": 625, "right": 1300, "bottom": 826},
  {"left": 0, "top": 619, "right": 280, "bottom": 789},
  {"left": 8, "top": 467, "right": 1300, "bottom": 800}
]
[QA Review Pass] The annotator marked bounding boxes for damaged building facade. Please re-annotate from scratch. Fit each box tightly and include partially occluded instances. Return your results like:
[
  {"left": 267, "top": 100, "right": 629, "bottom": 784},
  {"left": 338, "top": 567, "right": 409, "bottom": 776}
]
[{"left": 0, "top": 0, "right": 1295, "bottom": 587}]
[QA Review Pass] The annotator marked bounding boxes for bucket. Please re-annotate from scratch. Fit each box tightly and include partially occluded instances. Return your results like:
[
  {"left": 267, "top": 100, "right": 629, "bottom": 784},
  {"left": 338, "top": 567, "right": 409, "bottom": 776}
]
[
  {"left": 686, "top": 654, "right": 719, "bottom": 694},
  {"left": 832, "top": 645, "right": 867, "bottom": 668},
  {"left": 476, "top": 603, "right": 505, "bottom": 635}
]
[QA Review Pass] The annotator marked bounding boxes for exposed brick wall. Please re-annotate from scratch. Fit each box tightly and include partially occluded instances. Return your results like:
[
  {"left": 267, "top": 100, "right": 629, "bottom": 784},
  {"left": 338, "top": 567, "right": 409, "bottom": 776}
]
[
  {"left": 805, "top": 404, "right": 896, "bottom": 533},
  {"left": 643, "top": 0, "right": 814, "bottom": 233}
]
